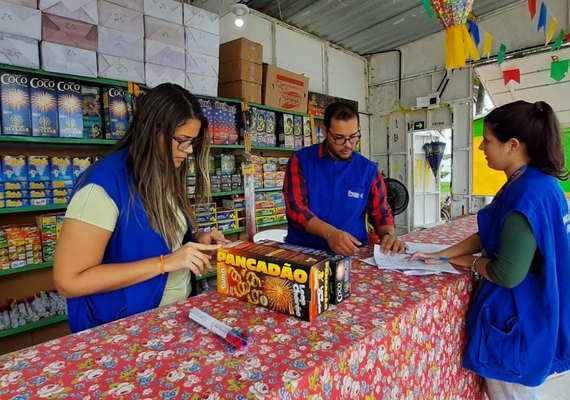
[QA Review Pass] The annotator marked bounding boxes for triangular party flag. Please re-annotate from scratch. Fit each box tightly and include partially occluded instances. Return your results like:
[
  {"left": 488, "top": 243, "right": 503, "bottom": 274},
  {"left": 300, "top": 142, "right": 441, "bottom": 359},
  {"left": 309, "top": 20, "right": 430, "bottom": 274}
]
[
  {"left": 551, "top": 59, "right": 569, "bottom": 81},
  {"left": 537, "top": 2, "right": 547, "bottom": 32},
  {"left": 464, "top": 24, "right": 481, "bottom": 62},
  {"left": 498, "top": 44, "right": 507, "bottom": 65},
  {"left": 528, "top": 0, "right": 536, "bottom": 19},
  {"left": 422, "top": 0, "right": 434, "bottom": 18},
  {"left": 567, "top": 33, "right": 570, "bottom": 42},
  {"left": 552, "top": 29, "right": 566, "bottom": 50},
  {"left": 503, "top": 69, "right": 521, "bottom": 85},
  {"left": 482, "top": 33, "right": 493, "bottom": 58},
  {"left": 468, "top": 21, "right": 480, "bottom": 45},
  {"left": 545, "top": 17, "right": 558, "bottom": 44}
]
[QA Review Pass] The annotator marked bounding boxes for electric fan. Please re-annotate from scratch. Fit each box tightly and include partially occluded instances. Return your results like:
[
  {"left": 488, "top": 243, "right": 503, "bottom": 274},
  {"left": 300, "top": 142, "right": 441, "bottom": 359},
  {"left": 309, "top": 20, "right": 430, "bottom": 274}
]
[{"left": 384, "top": 178, "right": 409, "bottom": 216}]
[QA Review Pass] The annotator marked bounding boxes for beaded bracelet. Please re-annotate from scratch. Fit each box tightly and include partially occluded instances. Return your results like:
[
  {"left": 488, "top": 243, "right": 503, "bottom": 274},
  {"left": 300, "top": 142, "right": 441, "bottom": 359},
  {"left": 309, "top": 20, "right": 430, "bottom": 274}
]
[{"left": 471, "top": 255, "right": 482, "bottom": 273}]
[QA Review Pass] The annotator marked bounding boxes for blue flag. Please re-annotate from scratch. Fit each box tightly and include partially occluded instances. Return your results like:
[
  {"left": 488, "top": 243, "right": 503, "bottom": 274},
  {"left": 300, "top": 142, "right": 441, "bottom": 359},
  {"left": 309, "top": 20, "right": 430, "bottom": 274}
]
[
  {"left": 468, "top": 21, "right": 480, "bottom": 45},
  {"left": 537, "top": 2, "right": 547, "bottom": 32}
]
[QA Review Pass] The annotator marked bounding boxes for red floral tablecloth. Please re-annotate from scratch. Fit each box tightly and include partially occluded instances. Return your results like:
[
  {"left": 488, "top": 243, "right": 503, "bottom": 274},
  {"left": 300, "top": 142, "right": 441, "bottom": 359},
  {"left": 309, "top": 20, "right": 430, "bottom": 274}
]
[{"left": 0, "top": 216, "right": 482, "bottom": 399}]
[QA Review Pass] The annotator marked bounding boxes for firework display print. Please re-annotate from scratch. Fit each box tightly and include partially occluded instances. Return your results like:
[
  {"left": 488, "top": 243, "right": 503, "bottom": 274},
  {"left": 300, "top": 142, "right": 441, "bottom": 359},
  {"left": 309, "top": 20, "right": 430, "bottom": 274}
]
[
  {"left": 81, "top": 85, "right": 103, "bottom": 139},
  {"left": 0, "top": 71, "right": 32, "bottom": 136},
  {"left": 102, "top": 86, "right": 129, "bottom": 140},
  {"left": 57, "top": 80, "right": 83, "bottom": 138},
  {"left": 0, "top": 216, "right": 483, "bottom": 399},
  {"left": 217, "top": 241, "right": 329, "bottom": 322},
  {"left": 29, "top": 76, "right": 59, "bottom": 137}
]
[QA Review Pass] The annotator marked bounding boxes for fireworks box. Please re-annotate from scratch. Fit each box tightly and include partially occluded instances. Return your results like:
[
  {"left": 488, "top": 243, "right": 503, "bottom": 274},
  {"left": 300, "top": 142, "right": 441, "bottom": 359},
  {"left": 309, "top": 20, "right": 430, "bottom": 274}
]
[
  {"left": 57, "top": 79, "right": 83, "bottom": 138},
  {"left": 217, "top": 240, "right": 329, "bottom": 322},
  {"left": 29, "top": 75, "right": 59, "bottom": 137},
  {"left": 81, "top": 85, "right": 102, "bottom": 139},
  {"left": 0, "top": 70, "right": 32, "bottom": 136},
  {"left": 102, "top": 86, "right": 129, "bottom": 140},
  {"left": 260, "top": 241, "right": 352, "bottom": 305}
]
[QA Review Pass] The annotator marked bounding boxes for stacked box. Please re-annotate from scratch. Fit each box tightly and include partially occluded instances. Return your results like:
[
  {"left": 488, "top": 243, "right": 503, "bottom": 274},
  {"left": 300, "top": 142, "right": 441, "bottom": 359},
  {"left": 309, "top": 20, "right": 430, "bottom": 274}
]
[
  {"left": 72, "top": 157, "right": 91, "bottom": 181},
  {"left": 0, "top": 229, "right": 7, "bottom": 269},
  {"left": 198, "top": 98, "right": 213, "bottom": 130},
  {"left": 50, "top": 155, "right": 73, "bottom": 190},
  {"left": 102, "top": 86, "right": 129, "bottom": 139},
  {"left": 0, "top": 71, "right": 32, "bottom": 136},
  {"left": 57, "top": 79, "right": 83, "bottom": 138},
  {"left": 217, "top": 240, "right": 329, "bottom": 321},
  {"left": 29, "top": 75, "right": 58, "bottom": 137},
  {"left": 303, "top": 116, "right": 312, "bottom": 147},
  {"left": 37, "top": 213, "right": 64, "bottom": 261},
  {"left": 279, "top": 113, "right": 294, "bottom": 148},
  {"left": 81, "top": 85, "right": 102, "bottom": 139},
  {"left": 265, "top": 110, "right": 276, "bottom": 147},
  {"left": 218, "top": 38, "right": 261, "bottom": 102},
  {"left": 293, "top": 115, "right": 303, "bottom": 149},
  {"left": 3, "top": 225, "right": 26, "bottom": 269}
]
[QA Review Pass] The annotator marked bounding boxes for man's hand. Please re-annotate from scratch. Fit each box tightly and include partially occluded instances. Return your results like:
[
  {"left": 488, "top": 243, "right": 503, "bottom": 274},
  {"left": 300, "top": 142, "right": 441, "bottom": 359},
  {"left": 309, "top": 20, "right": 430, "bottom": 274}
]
[
  {"left": 379, "top": 233, "right": 405, "bottom": 255},
  {"left": 326, "top": 229, "right": 362, "bottom": 255}
]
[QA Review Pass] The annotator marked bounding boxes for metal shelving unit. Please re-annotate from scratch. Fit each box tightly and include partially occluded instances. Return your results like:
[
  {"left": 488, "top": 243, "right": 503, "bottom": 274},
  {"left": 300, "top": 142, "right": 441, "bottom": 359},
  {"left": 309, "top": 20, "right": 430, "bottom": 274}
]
[{"left": 0, "top": 315, "right": 68, "bottom": 338}]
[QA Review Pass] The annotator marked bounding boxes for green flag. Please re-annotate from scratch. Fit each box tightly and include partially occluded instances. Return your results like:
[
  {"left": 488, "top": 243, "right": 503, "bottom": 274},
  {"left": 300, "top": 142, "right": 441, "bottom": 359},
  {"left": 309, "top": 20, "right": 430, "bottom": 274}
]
[
  {"left": 497, "top": 44, "right": 507, "bottom": 65},
  {"left": 551, "top": 59, "right": 569, "bottom": 81},
  {"left": 422, "top": 0, "right": 434, "bottom": 18},
  {"left": 552, "top": 30, "right": 566, "bottom": 51}
]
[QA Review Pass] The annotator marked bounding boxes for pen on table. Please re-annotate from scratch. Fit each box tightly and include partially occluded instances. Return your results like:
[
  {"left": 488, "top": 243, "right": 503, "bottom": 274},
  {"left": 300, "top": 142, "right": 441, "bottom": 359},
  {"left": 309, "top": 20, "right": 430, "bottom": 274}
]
[{"left": 188, "top": 307, "right": 251, "bottom": 350}]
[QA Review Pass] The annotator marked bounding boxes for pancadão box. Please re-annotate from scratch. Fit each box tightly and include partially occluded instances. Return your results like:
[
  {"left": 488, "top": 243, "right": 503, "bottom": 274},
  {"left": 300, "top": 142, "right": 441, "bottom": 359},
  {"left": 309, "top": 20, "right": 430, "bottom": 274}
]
[{"left": 217, "top": 240, "right": 329, "bottom": 321}]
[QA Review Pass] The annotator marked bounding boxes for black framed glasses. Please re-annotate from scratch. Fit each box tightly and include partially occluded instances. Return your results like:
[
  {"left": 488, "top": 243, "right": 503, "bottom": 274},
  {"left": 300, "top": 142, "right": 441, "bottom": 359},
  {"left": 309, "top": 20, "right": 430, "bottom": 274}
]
[
  {"left": 172, "top": 136, "right": 199, "bottom": 151},
  {"left": 330, "top": 131, "right": 361, "bottom": 145}
]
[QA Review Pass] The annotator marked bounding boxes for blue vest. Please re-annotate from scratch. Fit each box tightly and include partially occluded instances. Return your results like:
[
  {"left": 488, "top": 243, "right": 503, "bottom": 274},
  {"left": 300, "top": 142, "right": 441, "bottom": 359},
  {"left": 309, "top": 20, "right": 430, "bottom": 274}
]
[
  {"left": 66, "top": 148, "right": 192, "bottom": 332},
  {"left": 286, "top": 144, "right": 378, "bottom": 251},
  {"left": 464, "top": 166, "right": 570, "bottom": 385}
]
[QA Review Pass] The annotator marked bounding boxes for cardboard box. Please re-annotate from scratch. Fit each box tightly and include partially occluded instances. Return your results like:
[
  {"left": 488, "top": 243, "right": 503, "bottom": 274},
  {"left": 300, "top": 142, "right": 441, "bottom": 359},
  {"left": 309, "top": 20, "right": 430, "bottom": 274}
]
[
  {"left": 0, "top": 70, "right": 32, "bottom": 136},
  {"left": 56, "top": 79, "right": 83, "bottom": 138},
  {"left": 218, "top": 81, "right": 260, "bottom": 104},
  {"left": 183, "top": 3, "right": 219, "bottom": 34},
  {"left": 145, "top": 63, "right": 185, "bottom": 88},
  {"left": 143, "top": 0, "right": 182, "bottom": 24},
  {"left": 42, "top": 13, "right": 98, "bottom": 51},
  {"left": 0, "top": 0, "right": 41, "bottom": 40},
  {"left": 102, "top": 86, "right": 129, "bottom": 139},
  {"left": 185, "top": 26, "right": 219, "bottom": 57},
  {"left": 29, "top": 76, "right": 58, "bottom": 137},
  {"left": 144, "top": 15, "right": 184, "bottom": 47},
  {"left": 217, "top": 240, "right": 329, "bottom": 321},
  {"left": 185, "top": 51, "right": 218, "bottom": 79},
  {"left": 184, "top": 72, "right": 217, "bottom": 97},
  {"left": 39, "top": 0, "right": 98, "bottom": 25},
  {"left": 3, "top": 0, "right": 37, "bottom": 8},
  {"left": 40, "top": 42, "right": 97, "bottom": 77},
  {"left": 97, "top": 26, "right": 143, "bottom": 62},
  {"left": 145, "top": 39, "right": 185, "bottom": 70},
  {"left": 220, "top": 38, "right": 262, "bottom": 64},
  {"left": 0, "top": 33, "right": 39, "bottom": 69},
  {"left": 98, "top": 54, "right": 145, "bottom": 83},
  {"left": 104, "top": 0, "right": 142, "bottom": 12},
  {"left": 219, "top": 59, "right": 262, "bottom": 84},
  {"left": 262, "top": 64, "right": 309, "bottom": 114},
  {"left": 97, "top": 0, "right": 143, "bottom": 36},
  {"left": 81, "top": 85, "right": 102, "bottom": 139}
]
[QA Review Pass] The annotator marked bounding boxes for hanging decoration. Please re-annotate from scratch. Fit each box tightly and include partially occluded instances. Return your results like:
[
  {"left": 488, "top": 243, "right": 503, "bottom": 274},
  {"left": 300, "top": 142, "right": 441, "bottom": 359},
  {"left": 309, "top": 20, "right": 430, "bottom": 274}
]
[
  {"left": 528, "top": 0, "right": 536, "bottom": 19},
  {"left": 551, "top": 30, "right": 566, "bottom": 50},
  {"left": 537, "top": 2, "right": 547, "bottom": 31},
  {"left": 550, "top": 58, "right": 569, "bottom": 82},
  {"left": 429, "top": 0, "right": 475, "bottom": 69},
  {"left": 423, "top": 141, "right": 447, "bottom": 178},
  {"left": 497, "top": 44, "right": 507, "bottom": 65},
  {"left": 482, "top": 33, "right": 493, "bottom": 58},
  {"left": 422, "top": 0, "right": 434, "bottom": 18},
  {"left": 503, "top": 69, "right": 520, "bottom": 85},
  {"left": 545, "top": 16, "right": 557, "bottom": 44}
]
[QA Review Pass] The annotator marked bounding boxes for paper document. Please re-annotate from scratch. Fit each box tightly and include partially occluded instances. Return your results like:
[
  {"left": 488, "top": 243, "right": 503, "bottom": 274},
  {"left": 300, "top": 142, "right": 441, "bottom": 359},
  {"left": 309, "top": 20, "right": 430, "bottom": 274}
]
[{"left": 373, "top": 244, "right": 459, "bottom": 275}]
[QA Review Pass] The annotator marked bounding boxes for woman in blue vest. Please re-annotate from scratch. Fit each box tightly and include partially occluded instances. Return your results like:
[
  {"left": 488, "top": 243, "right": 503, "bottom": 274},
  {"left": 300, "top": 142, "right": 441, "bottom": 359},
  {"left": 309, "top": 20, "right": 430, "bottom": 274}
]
[
  {"left": 54, "top": 83, "right": 228, "bottom": 333},
  {"left": 411, "top": 100, "right": 570, "bottom": 398}
]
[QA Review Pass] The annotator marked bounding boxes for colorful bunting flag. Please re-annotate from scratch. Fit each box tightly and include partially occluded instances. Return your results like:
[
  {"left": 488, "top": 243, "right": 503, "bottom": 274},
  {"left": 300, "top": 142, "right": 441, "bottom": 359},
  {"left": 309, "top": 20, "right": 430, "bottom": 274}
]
[
  {"left": 550, "top": 59, "right": 569, "bottom": 81},
  {"left": 498, "top": 44, "right": 507, "bottom": 65},
  {"left": 482, "top": 33, "right": 493, "bottom": 58},
  {"left": 468, "top": 21, "right": 480, "bottom": 45},
  {"left": 422, "top": 0, "right": 434, "bottom": 18},
  {"left": 552, "top": 29, "right": 566, "bottom": 51},
  {"left": 537, "top": 2, "right": 547, "bottom": 31},
  {"left": 545, "top": 17, "right": 558, "bottom": 44},
  {"left": 528, "top": 0, "right": 536, "bottom": 19},
  {"left": 503, "top": 69, "right": 521, "bottom": 85}
]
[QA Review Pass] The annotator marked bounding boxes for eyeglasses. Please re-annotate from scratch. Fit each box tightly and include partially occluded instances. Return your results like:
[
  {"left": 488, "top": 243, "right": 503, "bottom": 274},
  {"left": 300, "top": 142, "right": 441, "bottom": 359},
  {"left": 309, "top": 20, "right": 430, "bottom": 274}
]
[
  {"left": 172, "top": 136, "right": 199, "bottom": 151},
  {"left": 329, "top": 131, "right": 361, "bottom": 145}
]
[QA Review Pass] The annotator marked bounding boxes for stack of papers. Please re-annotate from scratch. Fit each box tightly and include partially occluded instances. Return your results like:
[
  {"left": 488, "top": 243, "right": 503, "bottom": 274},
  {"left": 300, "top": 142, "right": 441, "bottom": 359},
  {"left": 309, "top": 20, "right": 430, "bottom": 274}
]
[{"left": 361, "top": 242, "right": 459, "bottom": 276}]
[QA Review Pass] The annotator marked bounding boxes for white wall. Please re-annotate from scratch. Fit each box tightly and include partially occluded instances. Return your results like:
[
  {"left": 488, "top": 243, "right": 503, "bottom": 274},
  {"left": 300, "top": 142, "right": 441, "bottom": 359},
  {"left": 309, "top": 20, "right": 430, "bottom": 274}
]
[
  {"left": 220, "top": 10, "right": 371, "bottom": 156},
  {"left": 368, "top": 0, "right": 570, "bottom": 220}
]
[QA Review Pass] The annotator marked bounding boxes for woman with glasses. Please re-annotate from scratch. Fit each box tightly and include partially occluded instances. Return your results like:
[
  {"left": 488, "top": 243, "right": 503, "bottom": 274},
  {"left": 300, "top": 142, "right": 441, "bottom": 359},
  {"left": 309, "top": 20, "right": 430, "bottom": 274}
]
[
  {"left": 54, "top": 83, "right": 228, "bottom": 333},
  {"left": 284, "top": 101, "right": 404, "bottom": 256}
]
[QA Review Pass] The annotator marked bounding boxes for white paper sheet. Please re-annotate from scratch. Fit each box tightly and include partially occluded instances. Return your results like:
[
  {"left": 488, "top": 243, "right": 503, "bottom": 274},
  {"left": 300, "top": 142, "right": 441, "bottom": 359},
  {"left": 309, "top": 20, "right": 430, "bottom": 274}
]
[{"left": 373, "top": 244, "right": 459, "bottom": 275}]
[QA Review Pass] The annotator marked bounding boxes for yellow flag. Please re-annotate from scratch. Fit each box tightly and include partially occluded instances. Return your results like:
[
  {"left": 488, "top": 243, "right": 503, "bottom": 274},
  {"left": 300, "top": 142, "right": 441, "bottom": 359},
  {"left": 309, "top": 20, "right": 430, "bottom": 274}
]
[
  {"left": 463, "top": 24, "right": 480, "bottom": 62},
  {"left": 546, "top": 17, "right": 558, "bottom": 45},
  {"left": 445, "top": 25, "right": 466, "bottom": 69},
  {"left": 482, "top": 33, "right": 493, "bottom": 58}
]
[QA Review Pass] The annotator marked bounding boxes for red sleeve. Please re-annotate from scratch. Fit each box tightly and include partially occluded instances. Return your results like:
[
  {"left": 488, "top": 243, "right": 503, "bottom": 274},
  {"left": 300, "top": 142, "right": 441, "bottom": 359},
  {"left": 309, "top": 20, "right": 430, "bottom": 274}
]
[
  {"left": 366, "top": 171, "right": 394, "bottom": 232},
  {"left": 284, "top": 154, "right": 316, "bottom": 229}
]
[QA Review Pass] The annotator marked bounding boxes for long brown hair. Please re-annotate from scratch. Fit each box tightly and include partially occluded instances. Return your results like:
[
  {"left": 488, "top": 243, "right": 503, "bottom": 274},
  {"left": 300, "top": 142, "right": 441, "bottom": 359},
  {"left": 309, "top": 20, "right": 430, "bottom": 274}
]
[
  {"left": 117, "top": 83, "right": 210, "bottom": 248},
  {"left": 484, "top": 100, "right": 568, "bottom": 180}
]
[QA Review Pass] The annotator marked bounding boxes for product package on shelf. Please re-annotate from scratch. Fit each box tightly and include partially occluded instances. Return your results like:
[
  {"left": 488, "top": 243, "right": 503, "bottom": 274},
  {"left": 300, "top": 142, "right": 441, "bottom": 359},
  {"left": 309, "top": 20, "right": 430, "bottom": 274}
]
[
  {"left": 0, "top": 33, "right": 39, "bottom": 70},
  {"left": 97, "top": 0, "right": 144, "bottom": 36},
  {"left": 0, "top": 70, "right": 32, "bottom": 136},
  {"left": 81, "top": 85, "right": 102, "bottom": 139},
  {"left": 97, "top": 54, "right": 145, "bottom": 84},
  {"left": 0, "top": 291, "right": 67, "bottom": 332},
  {"left": 143, "top": 0, "right": 182, "bottom": 24},
  {"left": 210, "top": 101, "right": 238, "bottom": 145},
  {"left": 36, "top": 212, "right": 64, "bottom": 262},
  {"left": 0, "top": 0, "right": 41, "bottom": 40},
  {"left": 29, "top": 75, "right": 59, "bottom": 137},
  {"left": 40, "top": 42, "right": 97, "bottom": 78},
  {"left": 102, "top": 86, "right": 130, "bottom": 139},
  {"left": 185, "top": 72, "right": 217, "bottom": 97},
  {"left": 183, "top": 3, "right": 219, "bottom": 35},
  {"left": 57, "top": 79, "right": 83, "bottom": 138},
  {"left": 146, "top": 63, "right": 185, "bottom": 89},
  {"left": 97, "top": 26, "right": 144, "bottom": 62},
  {"left": 41, "top": 12, "right": 98, "bottom": 51},
  {"left": 279, "top": 113, "right": 295, "bottom": 148},
  {"left": 217, "top": 240, "right": 329, "bottom": 322}
]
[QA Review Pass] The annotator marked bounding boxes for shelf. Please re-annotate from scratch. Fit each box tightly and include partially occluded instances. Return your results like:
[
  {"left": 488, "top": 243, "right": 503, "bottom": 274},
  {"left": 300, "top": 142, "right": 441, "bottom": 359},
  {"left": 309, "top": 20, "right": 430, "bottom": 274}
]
[
  {"left": 258, "top": 220, "right": 287, "bottom": 228},
  {"left": 0, "top": 204, "right": 67, "bottom": 215},
  {"left": 211, "top": 144, "right": 244, "bottom": 149},
  {"left": 0, "top": 314, "right": 68, "bottom": 338},
  {"left": 196, "top": 94, "right": 242, "bottom": 104},
  {"left": 249, "top": 102, "right": 309, "bottom": 117},
  {"left": 0, "top": 64, "right": 130, "bottom": 88},
  {"left": 251, "top": 146, "right": 296, "bottom": 152},
  {"left": 211, "top": 190, "right": 244, "bottom": 197},
  {"left": 197, "top": 270, "right": 217, "bottom": 281},
  {"left": 0, "top": 136, "right": 117, "bottom": 146},
  {"left": 0, "top": 262, "right": 53, "bottom": 277},
  {"left": 255, "top": 187, "right": 283, "bottom": 192},
  {"left": 222, "top": 227, "right": 246, "bottom": 235}
]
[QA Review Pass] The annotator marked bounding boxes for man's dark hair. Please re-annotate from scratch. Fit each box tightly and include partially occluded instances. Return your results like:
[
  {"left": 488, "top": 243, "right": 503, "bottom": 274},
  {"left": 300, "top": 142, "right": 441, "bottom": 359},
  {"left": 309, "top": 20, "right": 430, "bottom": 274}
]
[{"left": 324, "top": 102, "right": 359, "bottom": 130}]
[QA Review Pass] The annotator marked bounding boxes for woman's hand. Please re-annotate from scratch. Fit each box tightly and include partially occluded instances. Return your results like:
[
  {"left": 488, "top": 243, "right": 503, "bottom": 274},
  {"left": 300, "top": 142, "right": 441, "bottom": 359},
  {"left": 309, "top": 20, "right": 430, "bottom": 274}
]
[
  {"left": 407, "top": 252, "right": 448, "bottom": 264},
  {"left": 164, "top": 242, "right": 222, "bottom": 277},
  {"left": 195, "top": 230, "right": 232, "bottom": 245}
]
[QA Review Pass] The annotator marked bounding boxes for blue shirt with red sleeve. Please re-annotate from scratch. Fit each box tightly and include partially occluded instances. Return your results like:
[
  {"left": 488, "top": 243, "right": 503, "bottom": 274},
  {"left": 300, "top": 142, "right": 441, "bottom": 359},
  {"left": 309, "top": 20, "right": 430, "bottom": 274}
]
[{"left": 284, "top": 142, "right": 393, "bottom": 251}]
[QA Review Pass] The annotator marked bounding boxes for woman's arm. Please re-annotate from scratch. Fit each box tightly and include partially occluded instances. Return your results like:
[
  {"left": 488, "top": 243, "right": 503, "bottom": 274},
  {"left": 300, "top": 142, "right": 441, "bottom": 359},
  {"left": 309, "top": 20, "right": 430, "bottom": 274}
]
[{"left": 54, "top": 219, "right": 220, "bottom": 298}]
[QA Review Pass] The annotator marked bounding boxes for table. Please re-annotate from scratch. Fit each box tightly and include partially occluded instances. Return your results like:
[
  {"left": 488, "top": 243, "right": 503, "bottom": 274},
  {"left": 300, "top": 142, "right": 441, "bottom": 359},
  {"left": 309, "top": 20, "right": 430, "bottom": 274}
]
[{"left": 0, "top": 216, "right": 482, "bottom": 399}]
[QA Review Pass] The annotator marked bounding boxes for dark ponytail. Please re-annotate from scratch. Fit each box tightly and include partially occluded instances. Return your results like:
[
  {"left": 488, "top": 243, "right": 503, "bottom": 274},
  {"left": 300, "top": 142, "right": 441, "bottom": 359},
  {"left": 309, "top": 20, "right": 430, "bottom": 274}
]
[{"left": 484, "top": 100, "right": 568, "bottom": 180}]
